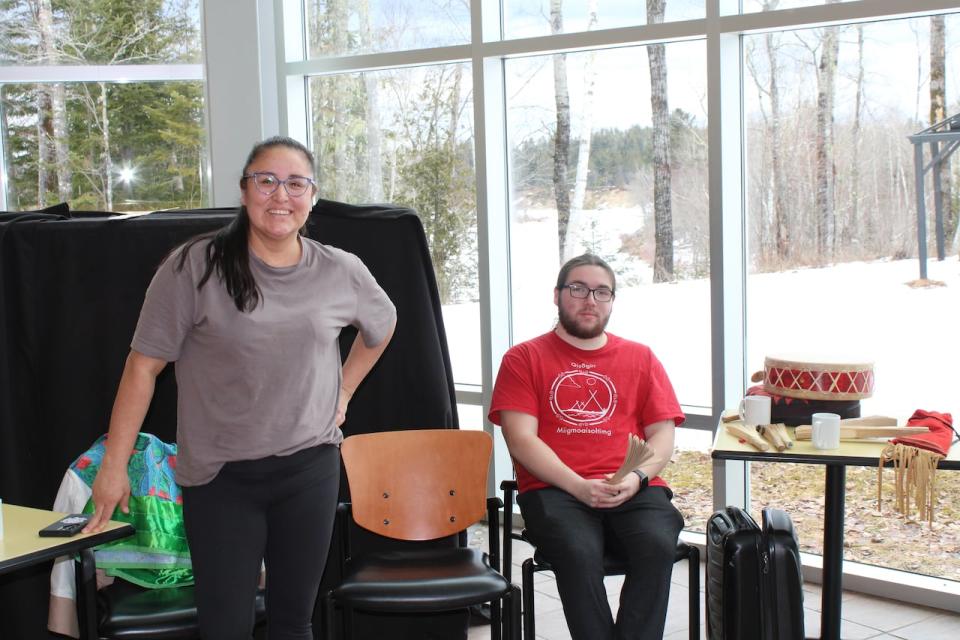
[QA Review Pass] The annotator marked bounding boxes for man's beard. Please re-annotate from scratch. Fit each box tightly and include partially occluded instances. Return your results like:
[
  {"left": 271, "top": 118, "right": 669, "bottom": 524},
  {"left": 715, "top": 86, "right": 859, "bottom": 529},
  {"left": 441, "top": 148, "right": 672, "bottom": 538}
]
[{"left": 558, "top": 306, "right": 610, "bottom": 340}]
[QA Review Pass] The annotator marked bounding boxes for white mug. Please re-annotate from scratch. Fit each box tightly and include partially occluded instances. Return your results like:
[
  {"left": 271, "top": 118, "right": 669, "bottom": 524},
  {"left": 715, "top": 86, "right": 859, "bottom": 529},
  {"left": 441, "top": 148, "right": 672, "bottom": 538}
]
[
  {"left": 738, "top": 395, "right": 771, "bottom": 427},
  {"left": 811, "top": 412, "right": 841, "bottom": 450}
]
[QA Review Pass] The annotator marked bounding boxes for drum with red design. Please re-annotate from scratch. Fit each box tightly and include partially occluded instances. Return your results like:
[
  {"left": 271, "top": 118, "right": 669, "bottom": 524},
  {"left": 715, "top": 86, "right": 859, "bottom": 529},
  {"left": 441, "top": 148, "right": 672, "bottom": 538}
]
[{"left": 753, "top": 356, "right": 874, "bottom": 401}]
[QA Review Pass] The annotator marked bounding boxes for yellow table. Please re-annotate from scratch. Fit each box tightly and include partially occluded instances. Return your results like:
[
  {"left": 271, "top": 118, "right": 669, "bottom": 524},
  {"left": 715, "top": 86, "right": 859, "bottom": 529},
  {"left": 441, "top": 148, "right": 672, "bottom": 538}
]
[
  {"left": 712, "top": 423, "right": 960, "bottom": 640},
  {"left": 0, "top": 502, "right": 134, "bottom": 639}
]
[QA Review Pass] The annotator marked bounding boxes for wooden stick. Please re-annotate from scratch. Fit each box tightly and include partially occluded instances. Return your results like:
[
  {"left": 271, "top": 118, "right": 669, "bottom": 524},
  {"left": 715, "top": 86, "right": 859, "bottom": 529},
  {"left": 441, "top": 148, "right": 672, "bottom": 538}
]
[
  {"left": 771, "top": 423, "right": 793, "bottom": 448},
  {"left": 839, "top": 415, "right": 899, "bottom": 426},
  {"left": 794, "top": 425, "right": 930, "bottom": 441},
  {"left": 726, "top": 424, "right": 770, "bottom": 451},
  {"left": 606, "top": 434, "right": 655, "bottom": 484},
  {"left": 757, "top": 425, "right": 787, "bottom": 451}
]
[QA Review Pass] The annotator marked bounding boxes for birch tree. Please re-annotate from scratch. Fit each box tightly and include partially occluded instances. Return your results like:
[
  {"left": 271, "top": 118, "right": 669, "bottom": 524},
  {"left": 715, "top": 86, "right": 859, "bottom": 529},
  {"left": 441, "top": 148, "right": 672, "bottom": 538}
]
[
  {"left": 567, "top": 0, "right": 599, "bottom": 261},
  {"left": 929, "top": 15, "right": 954, "bottom": 254},
  {"left": 330, "top": 0, "right": 350, "bottom": 201},
  {"left": 764, "top": 1, "right": 788, "bottom": 262},
  {"left": 360, "top": 0, "right": 384, "bottom": 202},
  {"left": 37, "top": 0, "right": 71, "bottom": 203},
  {"left": 648, "top": 0, "right": 674, "bottom": 282},
  {"left": 551, "top": 0, "right": 572, "bottom": 260},
  {"left": 815, "top": 2, "right": 839, "bottom": 259},
  {"left": 848, "top": 25, "right": 865, "bottom": 251}
]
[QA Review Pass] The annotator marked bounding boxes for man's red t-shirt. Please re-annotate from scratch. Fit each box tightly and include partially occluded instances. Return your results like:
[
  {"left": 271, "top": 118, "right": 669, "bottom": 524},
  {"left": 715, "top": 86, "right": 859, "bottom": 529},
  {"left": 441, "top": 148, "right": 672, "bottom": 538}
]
[{"left": 488, "top": 331, "right": 684, "bottom": 493}]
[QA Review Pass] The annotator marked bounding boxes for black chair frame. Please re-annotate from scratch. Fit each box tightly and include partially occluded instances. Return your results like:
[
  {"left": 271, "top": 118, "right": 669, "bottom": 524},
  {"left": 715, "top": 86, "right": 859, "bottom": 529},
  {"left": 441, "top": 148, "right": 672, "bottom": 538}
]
[
  {"left": 324, "top": 497, "right": 521, "bottom": 640},
  {"left": 75, "top": 548, "right": 266, "bottom": 639},
  {"left": 501, "top": 479, "right": 700, "bottom": 640}
]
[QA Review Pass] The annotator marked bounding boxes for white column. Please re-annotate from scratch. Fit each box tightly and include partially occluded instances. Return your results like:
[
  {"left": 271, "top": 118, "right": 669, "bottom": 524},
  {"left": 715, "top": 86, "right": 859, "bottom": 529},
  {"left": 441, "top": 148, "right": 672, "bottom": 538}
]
[
  {"left": 709, "top": 0, "right": 749, "bottom": 510},
  {"left": 202, "top": 0, "right": 277, "bottom": 207}
]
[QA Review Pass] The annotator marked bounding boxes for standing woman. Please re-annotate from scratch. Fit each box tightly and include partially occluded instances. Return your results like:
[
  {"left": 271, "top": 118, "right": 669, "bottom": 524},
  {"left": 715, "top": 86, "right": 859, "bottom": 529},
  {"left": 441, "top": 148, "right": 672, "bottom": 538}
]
[{"left": 83, "top": 136, "right": 397, "bottom": 640}]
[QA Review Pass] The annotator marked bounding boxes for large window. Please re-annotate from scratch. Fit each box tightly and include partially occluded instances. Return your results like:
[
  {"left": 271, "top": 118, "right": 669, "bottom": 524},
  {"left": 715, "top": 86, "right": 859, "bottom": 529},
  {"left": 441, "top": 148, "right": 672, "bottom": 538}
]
[
  {"left": 742, "top": 11, "right": 960, "bottom": 580},
  {"left": 307, "top": 64, "right": 481, "bottom": 383},
  {"left": 275, "top": 1, "right": 960, "bottom": 593},
  {"left": 505, "top": 41, "right": 711, "bottom": 408},
  {"left": 503, "top": 0, "right": 706, "bottom": 39},
  {"left": 306, "top": 0, "right": 471, "bottom": 55},
  {"left": 0, "top": 1, "right": 206, "bottom": 212},
  {"left": 743, "top": 14, "right": 960, "bottom": 417}
]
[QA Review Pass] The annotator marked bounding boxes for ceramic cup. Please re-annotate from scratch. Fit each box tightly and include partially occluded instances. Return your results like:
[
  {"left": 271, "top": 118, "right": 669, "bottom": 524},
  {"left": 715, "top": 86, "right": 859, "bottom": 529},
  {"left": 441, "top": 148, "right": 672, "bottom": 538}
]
[
  {"left": 739, "top": 395, "right": 772, "bottom": 427},
  {"left": 811, "top": 412, "right": 841, "bottom": 450}
]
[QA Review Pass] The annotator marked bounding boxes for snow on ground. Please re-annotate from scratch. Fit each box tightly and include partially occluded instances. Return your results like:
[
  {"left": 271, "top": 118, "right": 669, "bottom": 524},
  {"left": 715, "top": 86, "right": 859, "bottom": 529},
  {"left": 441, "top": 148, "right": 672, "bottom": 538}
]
[{"left": 444, "top": 210, "right": 960, "bottom": 431}]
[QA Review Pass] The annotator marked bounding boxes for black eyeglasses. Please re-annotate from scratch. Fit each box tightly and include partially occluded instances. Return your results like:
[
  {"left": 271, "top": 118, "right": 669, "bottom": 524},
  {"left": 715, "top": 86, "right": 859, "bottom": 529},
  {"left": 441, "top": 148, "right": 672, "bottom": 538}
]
[
  {"left": 561, "top": 283, "right": 615, "bottom": 302},
  {"left": 243, "top": 172, "right": 316, "bottom": 197}
]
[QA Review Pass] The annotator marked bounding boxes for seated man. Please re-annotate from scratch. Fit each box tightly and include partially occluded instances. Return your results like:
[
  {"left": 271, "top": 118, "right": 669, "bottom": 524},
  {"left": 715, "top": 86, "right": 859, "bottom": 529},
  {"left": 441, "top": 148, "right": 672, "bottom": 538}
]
[{"left": 488, "top": 253, "right": 685, "bottom": 640}]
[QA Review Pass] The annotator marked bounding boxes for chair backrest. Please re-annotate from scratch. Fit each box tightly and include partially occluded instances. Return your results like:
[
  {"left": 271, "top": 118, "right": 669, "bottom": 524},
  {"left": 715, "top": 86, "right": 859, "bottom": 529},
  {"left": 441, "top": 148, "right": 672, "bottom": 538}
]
[{"left": 340, "top": 429, "right": 492, "bottom": 541}]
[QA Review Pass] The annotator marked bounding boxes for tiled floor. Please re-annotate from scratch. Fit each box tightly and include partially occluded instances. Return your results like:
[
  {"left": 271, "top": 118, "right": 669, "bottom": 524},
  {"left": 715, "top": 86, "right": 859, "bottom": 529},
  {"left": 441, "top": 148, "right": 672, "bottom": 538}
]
[{"left": 467, "top": 526, "right": 960, "bottom": 640}]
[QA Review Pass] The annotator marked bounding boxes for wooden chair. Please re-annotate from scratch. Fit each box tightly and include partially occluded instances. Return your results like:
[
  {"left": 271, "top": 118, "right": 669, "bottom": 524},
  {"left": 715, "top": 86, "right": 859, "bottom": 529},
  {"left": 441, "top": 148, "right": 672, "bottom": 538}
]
[
  {"left": 501, "top": 479, "right": 700, "bottom": 640},
  {"left": 323, "top": 429, "right": 521, "bottom": 640}
]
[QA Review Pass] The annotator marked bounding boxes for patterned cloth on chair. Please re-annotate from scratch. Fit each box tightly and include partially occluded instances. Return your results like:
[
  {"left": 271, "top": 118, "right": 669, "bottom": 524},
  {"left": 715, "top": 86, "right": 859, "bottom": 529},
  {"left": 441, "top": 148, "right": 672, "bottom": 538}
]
[{"left": 48, "top": 433, "right": 193, "bottom": 637}]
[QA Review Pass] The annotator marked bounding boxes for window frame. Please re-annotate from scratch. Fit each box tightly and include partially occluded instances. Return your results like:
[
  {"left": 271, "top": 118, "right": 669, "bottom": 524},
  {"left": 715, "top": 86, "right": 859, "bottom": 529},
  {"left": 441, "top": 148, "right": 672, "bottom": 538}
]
[
  {"left": 0, "top": 65, "right": 203, "bottom": 212},
  {"left": 6, "top": 0, "right": 957, "bottom": 608}
]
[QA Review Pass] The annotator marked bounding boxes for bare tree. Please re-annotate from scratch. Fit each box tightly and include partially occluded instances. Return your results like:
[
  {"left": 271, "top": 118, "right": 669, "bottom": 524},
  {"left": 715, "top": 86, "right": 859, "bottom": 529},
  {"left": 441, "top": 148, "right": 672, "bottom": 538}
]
[
  {"left": 763, "top": 0, "right": 788, "bottom": 263},
  {"left": 550, "top": 0, "right": 571, "bottom": 260},
  {"left": 98, "top": 82, "right": 114, "bottom": 210},
  {"left": 35, "top": 0, "right": 72, "bottom": 203},
  {"left": 361, "top": 0, "right": 384, "bottom": 202},
  {"left": 848, "top": 25, "right": 866, "bottom": 252},
  {"left": 34, "top": 90, "right": 51, "bottom": 207},
  {"left": 648, "top": 0, "right": 673, "bottom": 282},
  {"left": 929, "top": 15, "right": 954, "bottom": 253},
  {"left": 815, "top": 2, "right": 839, "bottom": 259},
  {"left": 329, "top": 0, "right": 349, "bottom": 201},
  {"left": 567, "top": 0, "right": 598, "bottom": 261}
]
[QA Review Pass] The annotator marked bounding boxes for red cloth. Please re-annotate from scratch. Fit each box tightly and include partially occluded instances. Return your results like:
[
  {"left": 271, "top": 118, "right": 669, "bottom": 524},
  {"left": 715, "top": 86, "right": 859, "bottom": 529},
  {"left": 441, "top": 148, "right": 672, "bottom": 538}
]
[
  {"left": 891, "top": 410, "right": 954, "bottom": 457},
  {"left": 489, "top": 331, "right": 684, "bottom": 493}
]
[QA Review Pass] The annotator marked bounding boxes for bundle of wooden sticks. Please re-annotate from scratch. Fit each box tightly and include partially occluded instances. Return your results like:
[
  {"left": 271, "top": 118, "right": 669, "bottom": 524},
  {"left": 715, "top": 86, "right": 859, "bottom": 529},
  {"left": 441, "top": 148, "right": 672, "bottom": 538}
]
[
  {"left": 605, "top": 433, "right": 655, "bottom": 484},
  {"left": 724, "top": 422, "right": 793, "bottom": 452}
]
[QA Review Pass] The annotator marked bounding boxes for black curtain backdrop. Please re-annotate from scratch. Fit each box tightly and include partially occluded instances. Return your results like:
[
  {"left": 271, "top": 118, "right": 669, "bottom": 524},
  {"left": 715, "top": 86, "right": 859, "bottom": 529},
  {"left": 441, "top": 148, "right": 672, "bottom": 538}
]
[{"left": 0, "top": 200, "right": 462, "bottom": 639}]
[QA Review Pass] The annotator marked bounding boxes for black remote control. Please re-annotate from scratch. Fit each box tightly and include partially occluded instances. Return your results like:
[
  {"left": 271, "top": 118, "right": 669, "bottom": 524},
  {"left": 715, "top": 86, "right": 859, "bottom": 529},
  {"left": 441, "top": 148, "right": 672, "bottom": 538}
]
[{"left": 38, "top": 514, "right": 92, "bottom": 537}]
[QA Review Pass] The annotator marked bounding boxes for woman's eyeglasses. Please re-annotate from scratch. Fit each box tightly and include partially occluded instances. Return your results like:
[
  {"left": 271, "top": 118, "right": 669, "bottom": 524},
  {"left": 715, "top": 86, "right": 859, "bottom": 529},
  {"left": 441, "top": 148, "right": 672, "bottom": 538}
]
[{"left": 243, "top": 172, "right": 316, "bottom": 197}]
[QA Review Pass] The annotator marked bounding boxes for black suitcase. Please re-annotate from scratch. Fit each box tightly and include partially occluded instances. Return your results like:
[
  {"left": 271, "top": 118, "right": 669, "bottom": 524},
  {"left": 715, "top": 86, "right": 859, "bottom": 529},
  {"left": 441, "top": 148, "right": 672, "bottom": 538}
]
[{"left": 706, "top": 506, "right": 805, "bottom": 640}]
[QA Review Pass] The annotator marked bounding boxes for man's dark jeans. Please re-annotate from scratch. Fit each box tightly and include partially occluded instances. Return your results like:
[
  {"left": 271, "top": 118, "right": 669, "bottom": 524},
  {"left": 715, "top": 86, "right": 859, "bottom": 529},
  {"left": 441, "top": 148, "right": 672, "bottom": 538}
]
[{"left": 518, "top": 485, "right": 684, "bottom": 640}]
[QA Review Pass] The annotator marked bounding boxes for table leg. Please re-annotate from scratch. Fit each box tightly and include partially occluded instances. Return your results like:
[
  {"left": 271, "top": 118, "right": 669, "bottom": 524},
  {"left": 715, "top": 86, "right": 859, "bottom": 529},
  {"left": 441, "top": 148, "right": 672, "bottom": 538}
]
[
  {"left": 821, "top": 465, "right": 846, "bottom": 640},
  {"left": 75, "top": 547, "right": 98, "bottom": 640}
]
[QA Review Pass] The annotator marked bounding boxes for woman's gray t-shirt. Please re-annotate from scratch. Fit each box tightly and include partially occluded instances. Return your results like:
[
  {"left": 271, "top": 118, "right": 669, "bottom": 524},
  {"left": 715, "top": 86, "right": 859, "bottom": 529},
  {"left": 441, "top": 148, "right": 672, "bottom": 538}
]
[{"left": 131, "top": 237, "right": 396, "bottom": 486}]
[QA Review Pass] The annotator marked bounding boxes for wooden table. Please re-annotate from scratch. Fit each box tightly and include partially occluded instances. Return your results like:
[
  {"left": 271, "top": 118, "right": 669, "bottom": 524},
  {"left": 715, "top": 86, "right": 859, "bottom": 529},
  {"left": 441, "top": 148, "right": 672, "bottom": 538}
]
[
  {"left": 711, "top": 423, "right": 960, "bottom": 640},
  {"left": 1, "top": 502, "right": 134, "bottom": 639}
]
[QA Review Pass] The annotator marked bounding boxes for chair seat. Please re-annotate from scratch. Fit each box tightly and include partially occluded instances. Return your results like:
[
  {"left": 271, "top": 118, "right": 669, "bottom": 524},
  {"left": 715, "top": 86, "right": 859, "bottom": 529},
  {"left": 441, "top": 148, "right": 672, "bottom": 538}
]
[
  {"left": 527, "top": 532, "right": 691, "bottom": 576},
  {"left": 97, "top": 581, "right": 266, "bottom": 639},
  {"left": 333, "top": 547, "right": 510, "bottom": 612}
]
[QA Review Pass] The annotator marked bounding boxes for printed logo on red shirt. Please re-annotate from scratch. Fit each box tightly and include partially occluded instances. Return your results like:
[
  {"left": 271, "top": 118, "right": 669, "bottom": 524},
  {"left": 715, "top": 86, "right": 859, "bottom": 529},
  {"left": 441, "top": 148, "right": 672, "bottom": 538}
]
[{"left": 549, "top": 369, "right": 618, "bottom": 427}]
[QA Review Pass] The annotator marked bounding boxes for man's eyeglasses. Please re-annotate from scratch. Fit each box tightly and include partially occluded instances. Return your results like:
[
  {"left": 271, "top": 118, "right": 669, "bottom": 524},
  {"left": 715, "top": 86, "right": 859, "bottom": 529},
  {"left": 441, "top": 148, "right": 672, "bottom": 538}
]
[
  {"left": 243, "top": 172, "right": 316, "bottom": 197},
  {"left": 561, "top": 283, "right": 615, "bottom": 302}
]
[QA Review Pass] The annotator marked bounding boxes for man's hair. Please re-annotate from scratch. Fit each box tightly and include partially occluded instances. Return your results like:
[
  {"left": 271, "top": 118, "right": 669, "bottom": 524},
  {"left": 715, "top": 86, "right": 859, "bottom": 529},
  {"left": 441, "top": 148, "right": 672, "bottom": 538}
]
[{"left": 555, "top": 253, "right": 616, "bottom": 292}]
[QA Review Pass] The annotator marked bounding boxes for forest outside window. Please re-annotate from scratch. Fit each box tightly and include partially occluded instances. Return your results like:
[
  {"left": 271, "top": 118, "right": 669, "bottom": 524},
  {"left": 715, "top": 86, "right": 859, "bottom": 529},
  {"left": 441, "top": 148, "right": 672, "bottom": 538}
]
[
  {"left": 0, "top": 1, "right": 206, "bottom": 213},
  {"left": 502, "top": 0, "right": 705, "bottom": 40},
  {"left": 504, "top": 40, "right": 711, "bottom": 410},
  {"left": 304, "top": 0, "right": 470, "bottom": 57},
  {"left": 306, "top": 64, "right": 481, "bottom": 386},
  {"left": 743, "top": 13, "right": 960, "bottom": 582}
]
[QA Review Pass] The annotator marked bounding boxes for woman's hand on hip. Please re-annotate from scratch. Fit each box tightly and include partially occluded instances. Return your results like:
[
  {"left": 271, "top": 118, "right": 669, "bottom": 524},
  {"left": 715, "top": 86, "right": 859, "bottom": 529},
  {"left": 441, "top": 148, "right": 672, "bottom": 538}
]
[{"left": 335, "top": 385, "right": 354, "bottom": 427}]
